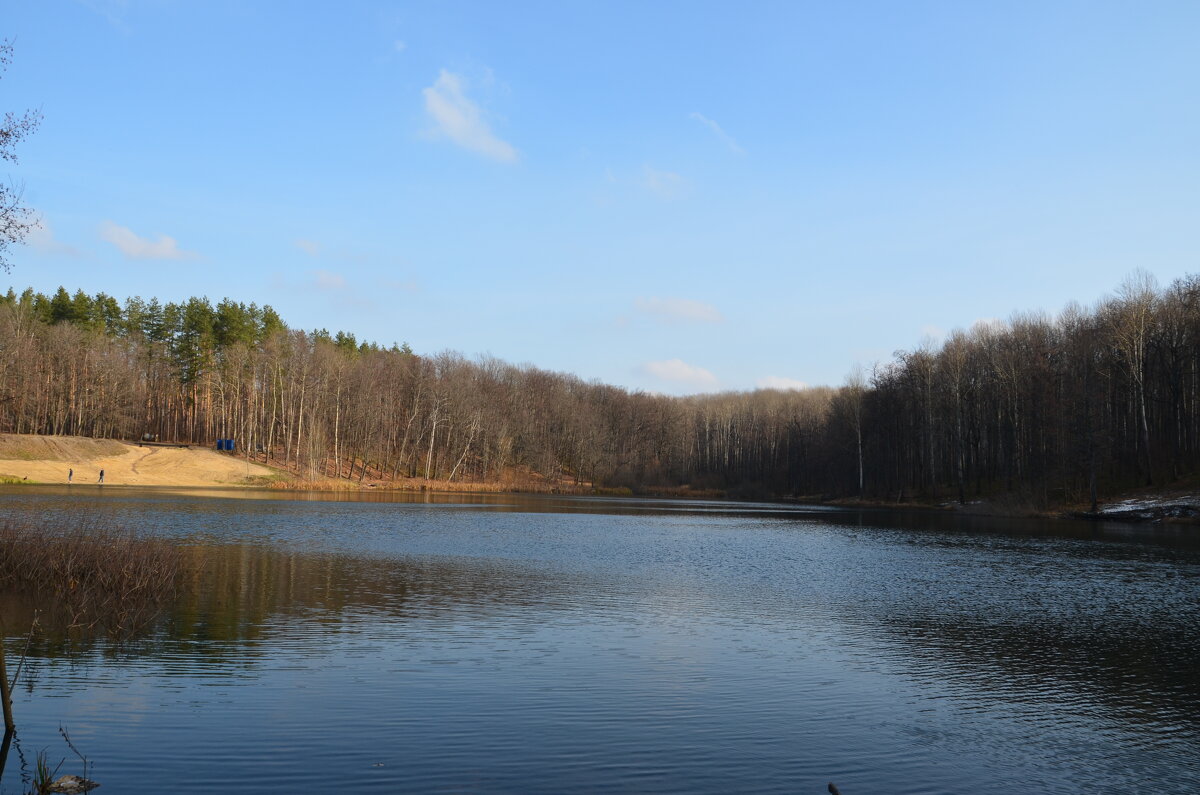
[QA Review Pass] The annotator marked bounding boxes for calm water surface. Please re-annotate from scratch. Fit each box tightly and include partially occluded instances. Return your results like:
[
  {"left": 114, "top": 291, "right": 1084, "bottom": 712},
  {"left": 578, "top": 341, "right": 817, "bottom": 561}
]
[{"left": 0, "top": 487, "right": 1197, "bottom": 794}]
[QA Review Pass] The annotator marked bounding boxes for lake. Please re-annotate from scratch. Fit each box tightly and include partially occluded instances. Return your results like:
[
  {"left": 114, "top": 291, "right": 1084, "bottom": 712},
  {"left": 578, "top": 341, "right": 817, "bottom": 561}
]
[{"left": 0, "top": 487, "right": 1197, "bottom": 794}]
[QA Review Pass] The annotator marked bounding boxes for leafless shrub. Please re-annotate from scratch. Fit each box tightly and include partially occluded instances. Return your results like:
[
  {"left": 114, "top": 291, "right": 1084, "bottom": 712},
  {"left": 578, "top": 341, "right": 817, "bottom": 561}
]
[{"left": 0, "top": 518, "right": 182, "bottom": 636}]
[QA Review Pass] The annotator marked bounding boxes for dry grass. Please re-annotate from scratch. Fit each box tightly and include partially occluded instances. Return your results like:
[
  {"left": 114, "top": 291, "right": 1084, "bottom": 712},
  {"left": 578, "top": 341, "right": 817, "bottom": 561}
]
[
  {"left": 254, "top": 463, "right": 596, "bottom": 494},
  {"left": 0, "top": 434, "right": 126, "bottom": 462},
  {"left": 0, "top": 518, "right": 182, "bottom": 635}
]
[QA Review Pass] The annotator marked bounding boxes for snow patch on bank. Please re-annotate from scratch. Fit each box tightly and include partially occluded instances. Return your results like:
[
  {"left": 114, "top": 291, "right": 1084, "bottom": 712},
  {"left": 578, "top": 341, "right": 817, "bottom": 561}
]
[{"left": 1100, "top": 496, "right": 1200, "bottom": 514}]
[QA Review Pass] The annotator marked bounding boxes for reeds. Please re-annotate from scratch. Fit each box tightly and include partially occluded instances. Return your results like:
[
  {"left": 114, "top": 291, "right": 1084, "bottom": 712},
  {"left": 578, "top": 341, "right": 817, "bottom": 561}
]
[{"left": 0, "top": 518, "right": 182, "bottom": 635}]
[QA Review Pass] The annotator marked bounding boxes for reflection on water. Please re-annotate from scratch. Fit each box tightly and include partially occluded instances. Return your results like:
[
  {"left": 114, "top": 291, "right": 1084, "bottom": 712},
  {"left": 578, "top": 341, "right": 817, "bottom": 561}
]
[{"left": 0, "top": 488, "right": 1197, "bottom": 793}]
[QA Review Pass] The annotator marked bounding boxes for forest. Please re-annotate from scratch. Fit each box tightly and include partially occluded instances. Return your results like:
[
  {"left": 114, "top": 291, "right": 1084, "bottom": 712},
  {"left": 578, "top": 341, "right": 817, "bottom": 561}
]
[{"left": 1, "top": 271, "right": 1198, "bottom": 507}]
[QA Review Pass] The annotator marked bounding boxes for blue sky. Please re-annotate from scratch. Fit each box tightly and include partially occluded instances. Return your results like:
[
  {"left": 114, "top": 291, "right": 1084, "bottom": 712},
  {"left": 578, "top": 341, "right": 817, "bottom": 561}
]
[{"left": 5, "top": 0, "right": 1200, "bottom": 393}]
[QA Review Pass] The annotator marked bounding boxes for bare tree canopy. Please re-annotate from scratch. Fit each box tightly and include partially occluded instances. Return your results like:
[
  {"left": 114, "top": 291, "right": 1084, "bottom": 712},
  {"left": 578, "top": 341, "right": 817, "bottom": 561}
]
[
  {"left": 2, "top": 270, "right": 1200, "bottom": 508},
  {"left": 0, "top": 40, "right": 41, "bottom": 273}
]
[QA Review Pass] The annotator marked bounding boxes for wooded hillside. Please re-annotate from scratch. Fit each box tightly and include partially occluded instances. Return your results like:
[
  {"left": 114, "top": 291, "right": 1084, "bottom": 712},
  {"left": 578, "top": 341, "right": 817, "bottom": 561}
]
[{"left": 1, "top": 272, "right": 1198, "bottom": 505}]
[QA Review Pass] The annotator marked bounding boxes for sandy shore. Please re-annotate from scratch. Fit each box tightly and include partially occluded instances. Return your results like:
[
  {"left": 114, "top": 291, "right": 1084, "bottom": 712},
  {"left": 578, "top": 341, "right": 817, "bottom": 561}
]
[
  {"left": 0, "top": 434, "right": 594, "bottom": 494},
  {"left": 0, "top": 434, "right": 279, "bottom": 487}
]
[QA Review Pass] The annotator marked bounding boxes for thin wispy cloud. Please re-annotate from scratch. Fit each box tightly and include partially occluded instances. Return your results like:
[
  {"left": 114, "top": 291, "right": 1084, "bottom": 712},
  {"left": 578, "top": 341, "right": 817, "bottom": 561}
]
[
  {"left": 312, "top": 269, "right": 347, "bottom": 291},
  {"left": 269, "top": 269, "right": 351, "bottom": 293},
  {"left": 919, "top": 324, "right": 946, "bottom": 343},
  {"left": 690, "top": 112, "right": 745, "bottom": 155},
  {"left": 27, "top": 214, "right": 84, "bottom": 257},
  {"left": 423, "top": 69, "right": 517, "bottom": 162},
  {"left": 394, "top": 40, "right": 407, "bottom": 53},
  {"left": 295, "top": 238, "right": 321, "bottom": 257},
  {"left": 641, "top": 358, "right": 719, "bottom": 389},
  {"left": 378, "top": 277, "right": 419, "bottom": 293},
  {"left": 99, "top": 221, "right": 199, "bottom": 261},
  {"left": 756, "top": 376, "right": 808, "bottom": 391},
  {"left": 78, "top": 0, "right": 133, "bottom": 34},
  {"left": 642, "top": 166, "right": 684, "bottom": 199},
  {"left": 635, "top": 297, "right": 723, "bottom": 324}
]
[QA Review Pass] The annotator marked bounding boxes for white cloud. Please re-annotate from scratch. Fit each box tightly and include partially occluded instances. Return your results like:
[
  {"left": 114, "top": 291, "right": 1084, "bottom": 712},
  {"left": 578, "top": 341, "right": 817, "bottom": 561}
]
[
  {"left": 394, "top": 39, "right": 407, "bottom": 52},
  {"left": 635, "top": 297, "right": 723, "bottom": 323},
  {"left": 423, "top": 69, "right": 517, "bottom": 162},
  {"left": 757, "top": 376, "right": 809, "bottom": 391},
  {"left": 642, "top": 166, "right": 684, "bottom": 199},
  {"left": 312, "top": 269, "right": 346, "bottom": 290},
  {"left": 27, "top": 214, "right": 83, "bottom": 257},
  {"left": 295, "top": 238, "right": 321, "bottom": 257},
  {"left": 641, "top": 358, "right": 719, "bottom": 389},
  {"left": 689, "top": 112, "right": 745, "bottom": 155},
  {"left": 99, "top": 221, "right": 198, "bottom": 260}
]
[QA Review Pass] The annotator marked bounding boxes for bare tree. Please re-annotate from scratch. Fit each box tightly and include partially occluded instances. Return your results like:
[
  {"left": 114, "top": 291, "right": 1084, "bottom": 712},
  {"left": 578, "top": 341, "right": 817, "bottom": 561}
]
[
  {"left": 0, "top": 41, "right": 41, "bottom": 272},
  {"left": 1108, "top": 270, "right": 1158, "bottom": 485},
  {"left": 4, "top": 269, "right": 1200, "bottom": 506},
  {"left": 840, "top": 366, "right": 867, "bottom": 495}
]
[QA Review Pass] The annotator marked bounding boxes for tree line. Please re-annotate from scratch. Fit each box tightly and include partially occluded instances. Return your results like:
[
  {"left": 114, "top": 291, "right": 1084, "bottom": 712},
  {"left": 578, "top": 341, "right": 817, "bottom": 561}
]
[
  {"left": 1, "top": 272, "right": 1198, "bottom": 506},
  {"left": 846, "top": 271, "right": 1200, "bottom": 508}
]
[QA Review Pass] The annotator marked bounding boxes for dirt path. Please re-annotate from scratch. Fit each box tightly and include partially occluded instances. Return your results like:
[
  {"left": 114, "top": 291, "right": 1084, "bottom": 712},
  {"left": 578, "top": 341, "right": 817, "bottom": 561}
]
[{"left": 130, "top": 446, "right": 157, "bottom": 475}]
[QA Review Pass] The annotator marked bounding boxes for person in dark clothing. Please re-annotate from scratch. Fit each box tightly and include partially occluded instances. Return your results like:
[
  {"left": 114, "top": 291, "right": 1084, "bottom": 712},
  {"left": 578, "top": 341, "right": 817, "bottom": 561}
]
[{"left": 98, "top": 469, "right": 104, "bottom": 484}]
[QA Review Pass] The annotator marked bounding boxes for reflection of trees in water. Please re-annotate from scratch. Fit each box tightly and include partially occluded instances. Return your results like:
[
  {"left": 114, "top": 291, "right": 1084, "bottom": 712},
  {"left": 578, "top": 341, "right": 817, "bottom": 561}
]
[
  {"left": 823, "top": 529, "right": 1200, "bottom": 732},
  {"left": 3, "top": 543, "right": 577, "bottom": 664},
  {"left": 4, "top": 516, "right": 1196, "bottom": 740},
  {"left": 873, "top": 610, "right": 1200, "bottom": 726}
]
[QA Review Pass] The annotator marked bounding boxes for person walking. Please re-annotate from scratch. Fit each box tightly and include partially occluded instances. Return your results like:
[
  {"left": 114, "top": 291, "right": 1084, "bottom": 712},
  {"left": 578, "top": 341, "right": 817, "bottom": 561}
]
[
  {"left": 68, "top": 468, "right": 73, "bottom": 484},
  {"left": 98, "top": 469, "right": 104, "bottom": 484}
]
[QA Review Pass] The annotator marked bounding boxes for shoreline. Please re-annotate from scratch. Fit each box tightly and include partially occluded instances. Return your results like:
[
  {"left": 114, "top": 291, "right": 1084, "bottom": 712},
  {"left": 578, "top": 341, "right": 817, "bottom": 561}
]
[
  {"left": 2, "top": 433, "right": 1196, "bottom": 523},
  {"left": 0, "top": 433, "right": 726, "bottom": 499},
  {"left": 804, "top": 493, "right": 1200, "bottom": 525},
  {"left": 6, "top": 477, "right": 1197, "bottom": 526}
]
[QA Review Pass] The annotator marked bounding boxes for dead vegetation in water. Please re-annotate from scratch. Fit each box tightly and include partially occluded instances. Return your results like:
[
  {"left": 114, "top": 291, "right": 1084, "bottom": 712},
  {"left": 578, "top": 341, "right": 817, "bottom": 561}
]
[{"left": 0, "top": 519, "right": 182, "bottom": 635}]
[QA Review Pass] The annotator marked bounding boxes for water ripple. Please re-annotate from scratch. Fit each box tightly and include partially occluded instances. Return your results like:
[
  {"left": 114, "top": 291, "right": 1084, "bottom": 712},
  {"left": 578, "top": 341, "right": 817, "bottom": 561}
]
[{"left": 0, "top": 490, "right": 1197, "bottom": 793}]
